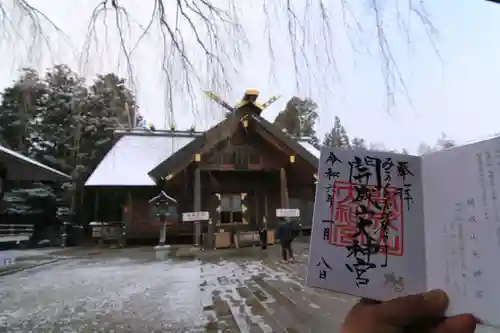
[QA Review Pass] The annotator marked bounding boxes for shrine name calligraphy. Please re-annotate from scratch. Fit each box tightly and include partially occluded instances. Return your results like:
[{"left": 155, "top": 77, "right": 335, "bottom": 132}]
[{"left": 321, "top": 153, "right": 415, "bottom": 287}]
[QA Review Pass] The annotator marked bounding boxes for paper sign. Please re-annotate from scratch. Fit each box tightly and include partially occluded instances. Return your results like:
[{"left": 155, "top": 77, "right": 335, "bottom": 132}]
[
  {"left": 276, "top": 208, "right": 300, "bottom": 218},
  {"left": 182, "top": 211, "right": 210, "bottom": 222}
]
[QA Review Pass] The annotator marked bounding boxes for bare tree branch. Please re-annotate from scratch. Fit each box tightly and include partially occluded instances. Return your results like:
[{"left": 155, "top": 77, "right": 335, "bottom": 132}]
[
  {"left": 0, "top": 0, "right": 76, "bottom": 68},
  {"left": 2, "top": 0, "right": 439, "bottom": 123}
]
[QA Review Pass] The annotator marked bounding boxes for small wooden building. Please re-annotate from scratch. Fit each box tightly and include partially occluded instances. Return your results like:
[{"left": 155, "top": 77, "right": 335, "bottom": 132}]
[
  {"left": 85, "top": 98, "right": 320, "bottom": 244},
  {"left": 0, "top": 144, "right": 70, "bottom": 244}
]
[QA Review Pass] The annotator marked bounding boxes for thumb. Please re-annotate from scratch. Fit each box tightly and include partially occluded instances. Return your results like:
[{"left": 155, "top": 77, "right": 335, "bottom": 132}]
[{"left": 372, "top": 290, "right": 449, "bottom": 326}]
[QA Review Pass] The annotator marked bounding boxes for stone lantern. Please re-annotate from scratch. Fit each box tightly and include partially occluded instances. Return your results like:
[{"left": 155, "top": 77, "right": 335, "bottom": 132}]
[{"left": 149, "top": 191, "right": 177, "bottom": 260}]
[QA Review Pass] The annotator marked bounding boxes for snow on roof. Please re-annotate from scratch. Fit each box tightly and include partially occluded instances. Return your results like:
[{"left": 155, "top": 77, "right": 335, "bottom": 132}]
[
  {"left": 297, "top": 140, "right": 320, "bottom": 159},
  {"left": 85, "top": 132, "right": 196, "bottom": 187},
  {"left": 0, "top": 144, "right": 70, "bottom": 181}
]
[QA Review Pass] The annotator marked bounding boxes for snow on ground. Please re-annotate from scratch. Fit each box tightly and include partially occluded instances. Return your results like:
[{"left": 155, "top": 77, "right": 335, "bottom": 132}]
[
  {"left": 0, "top": 257, "right": 207, "bottom": 332},
  {"left": 1, "top": 248, "right": 59, "bottom": 259},
  {"left": 1, "top": 246, "right": 496, "bottom": 333},
  {"left": 0, "top": 247, "right": 343, "bottom": 333}
]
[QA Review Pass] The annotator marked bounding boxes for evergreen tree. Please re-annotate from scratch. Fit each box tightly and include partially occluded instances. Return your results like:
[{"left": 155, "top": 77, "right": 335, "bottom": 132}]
[
  {"left": 89, "top": 73, "right": 136, "bottom": 128},
  {"left": 435, "top": 132, "right": 456, "bottom": 150},
  {"left": 417, "top": 133, "right": 456, "bottom": 156},
  {"left": 323, "top": 116, "right": 350, "bottom": 148},
  {"left": 0, "top": 65, "right": 135, "bottom": 217},
  {"left": 351, "top": 137, "right": 367, "bottom": 149},
  {"left": 274, "top": 96, "right": 319, "bottom": 141},
  {"left": 417, "top": 142, "right": 433, "bottom": 155},
  {"left": 31, "top": 65, "right": 88, "bottom": 174},
  {"left": 0, "top": 68, "right": 46, "bottom": 154}
]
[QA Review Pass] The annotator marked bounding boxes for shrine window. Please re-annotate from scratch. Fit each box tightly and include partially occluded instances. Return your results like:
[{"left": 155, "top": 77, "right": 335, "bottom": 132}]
[
  {"left": 220, "top": 193, "right": 242, "bottom": 223},
  {"left": 221, "top": 152, "right": 236, "bottom": 165}
]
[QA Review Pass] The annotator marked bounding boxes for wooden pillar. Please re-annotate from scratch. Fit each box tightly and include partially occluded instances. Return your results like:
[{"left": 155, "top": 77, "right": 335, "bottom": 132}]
[
  {"left": 207, "top": 217, "right": 214, "bottom": 250},
  {"left": 123, "top": 190, "right": 132, "bottom": 246},
  {"left": 255, "top": 191, "right": 259, "bottom": 226},
  {"left": 93, "top": 191, "right": 99, "bottom": 221},
  {"left": 194, "top": 168, "right": 202, "bottom": 247},
  {"left": 126, "top": 191, "right": 133, "bottom": 224},
  {"left": 264, "top": 190, "right": 269, "bottom": 224},
  {"left": 280, "top": 168, "right": 289, "bottom": 208}
]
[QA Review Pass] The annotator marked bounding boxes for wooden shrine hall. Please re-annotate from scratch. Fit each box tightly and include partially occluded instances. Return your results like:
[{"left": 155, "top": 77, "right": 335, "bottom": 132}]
[{"left": 85, "top": 90, "right": 320, "bottom": 247}]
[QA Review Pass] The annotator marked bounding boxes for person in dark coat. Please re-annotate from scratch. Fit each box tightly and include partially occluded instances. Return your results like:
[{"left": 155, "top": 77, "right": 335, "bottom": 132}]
[
  {"left": 276, "top": 218, "right": 295, "bottom": 263},
  {"left": 258, "top": 217, "right": 268, "bottom": 251}
]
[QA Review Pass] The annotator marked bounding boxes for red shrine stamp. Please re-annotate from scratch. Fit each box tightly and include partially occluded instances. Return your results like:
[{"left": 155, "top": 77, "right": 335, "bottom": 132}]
[{"left": 328, "top": 181, "right": 405, "bottom": 256}]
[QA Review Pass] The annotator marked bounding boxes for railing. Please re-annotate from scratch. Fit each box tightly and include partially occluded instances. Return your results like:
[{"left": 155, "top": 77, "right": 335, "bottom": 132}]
[{"left": 0, "top": 224, "right": 34, "bottom": 242}]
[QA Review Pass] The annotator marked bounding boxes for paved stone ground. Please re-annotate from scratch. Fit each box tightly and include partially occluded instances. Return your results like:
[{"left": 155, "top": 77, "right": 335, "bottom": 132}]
[
  {"left": 0, "top": 249, "right": 65, "bottom": 276},
  {"left": 0, "top": 243, "right": 357, "bottom": 332},
  {"left": 0, "top": 243, "right": 497, "bottom": 333}
]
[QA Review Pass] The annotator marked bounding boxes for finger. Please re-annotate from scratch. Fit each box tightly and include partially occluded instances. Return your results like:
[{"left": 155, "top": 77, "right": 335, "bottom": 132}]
[
  {"left": 432, "top": 314, "right": 477, "bottom": 333},
  {"left": 349, "top": 298, "right": 381, "bottom": 314},
  {"left": 372, "top": 289, "right": 448, "bottom": 326},
  {"left": 405, "top": 316, "right": 445, "bottom": 333},
  {"left": 359, "top": 298, "right": 381, "bottom": 306}
]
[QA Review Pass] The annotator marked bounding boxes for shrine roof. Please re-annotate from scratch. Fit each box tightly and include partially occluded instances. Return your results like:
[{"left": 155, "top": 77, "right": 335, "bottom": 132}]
[
  {"left": 0, "top": 144, "right": 70, "bottom": 181},
  {"left": 250, "top": 115, "right": 319, "bottom": 167},
  {"left": 148, "top": 115, "right": 320, "bottom": 181},
  {"left": 295, "top": 138, "right": 320, "bottom": 159},
  {"left": 85, "top": 130, "right": 198, "bottom": 187},
  {"left": 85, "top": 119, "right": 321, "bottom": 188}
]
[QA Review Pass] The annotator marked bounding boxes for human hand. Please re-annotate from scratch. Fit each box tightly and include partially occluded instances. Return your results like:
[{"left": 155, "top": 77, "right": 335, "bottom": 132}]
[{"left": 341, "top": 289, "right": 477, "bottom": 333}]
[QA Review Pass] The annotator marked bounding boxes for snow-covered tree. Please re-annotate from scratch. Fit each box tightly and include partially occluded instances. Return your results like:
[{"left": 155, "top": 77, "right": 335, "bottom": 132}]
[
  {"left": 418, "top": 133, "right": 456, "bottom": 156},
  {"left": 351, "top": 137, "right": 367, "bottom": 149},
  {"left": 0, "top": 68, "right": 46, "bottom": 154},
  {"left": 274, "top": 96, "right": 319, "bottom": 138},
  {"left": 435, "top": 132, "right": 456, "bottom": 150},
  {"left": 89, "top": 73, "right": 136, "bottom": 128},
  {"left": 0, "top": 65, "right": 136, "bottom": 216}
]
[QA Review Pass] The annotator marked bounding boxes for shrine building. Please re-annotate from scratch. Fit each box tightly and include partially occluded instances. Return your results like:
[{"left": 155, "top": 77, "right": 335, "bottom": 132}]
[{"left": 84, "top": 90, "right": 320, "bottom": 244}]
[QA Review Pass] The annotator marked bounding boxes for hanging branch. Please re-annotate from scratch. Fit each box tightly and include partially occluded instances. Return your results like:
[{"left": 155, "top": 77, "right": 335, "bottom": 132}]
[{"left": 1, "top": 0, "right": 438, "bottom": 118}]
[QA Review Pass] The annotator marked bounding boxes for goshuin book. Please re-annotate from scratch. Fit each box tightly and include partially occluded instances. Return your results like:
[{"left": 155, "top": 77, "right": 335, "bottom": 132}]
[{"left": 306, "top": 136, "right": 500, "bottom": 328}]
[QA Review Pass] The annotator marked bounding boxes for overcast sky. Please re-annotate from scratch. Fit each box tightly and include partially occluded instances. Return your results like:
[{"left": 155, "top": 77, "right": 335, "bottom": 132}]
[{"left": 0, "top": 0, "right": 499, "bottom": 153}]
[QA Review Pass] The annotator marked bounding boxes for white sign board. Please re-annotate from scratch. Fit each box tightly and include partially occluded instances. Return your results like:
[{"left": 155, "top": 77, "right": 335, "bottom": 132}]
[
  {"left": 276, "top": 208, "right": 300, "bottom": 218},
  {"left": 182, "top": 211, "right": 210, "bottom": 222},
  {"left": 0, "top": 255, "right": 15, "bottom": 267}
]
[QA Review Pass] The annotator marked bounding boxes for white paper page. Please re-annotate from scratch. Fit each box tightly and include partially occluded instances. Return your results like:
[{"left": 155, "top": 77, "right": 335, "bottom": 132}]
[
  {"left": 306, "top": 146, "right": 426, "bottom": 301},
  {"left": 423, "top": 137, "right": 500, "bottom": 327}
]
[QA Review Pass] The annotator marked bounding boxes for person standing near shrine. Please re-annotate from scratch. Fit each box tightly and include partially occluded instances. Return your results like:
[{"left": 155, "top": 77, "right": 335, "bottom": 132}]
[
  {"left": 276, "top": 218, "right": 295, "bottom": 263},
  {"left": 258, "top": 216, "right": 268, "bottom": 251}
]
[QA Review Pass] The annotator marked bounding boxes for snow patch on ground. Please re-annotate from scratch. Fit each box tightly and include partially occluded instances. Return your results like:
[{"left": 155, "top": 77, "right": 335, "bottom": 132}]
[{"left": 0, "top": 258, "right": 206, "bottom": 332}]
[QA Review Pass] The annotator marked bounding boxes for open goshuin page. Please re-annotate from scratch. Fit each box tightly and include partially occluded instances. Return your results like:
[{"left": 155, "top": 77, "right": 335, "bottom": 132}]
[
  {"left": 306, "top": 147, "right": 427, "bottom": 301},
  {"left": 422, "top": 136, "right": 500, "bottom": 328},
  {"left": 306, "top": 140, "right": 500, "bottom": 328}
]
